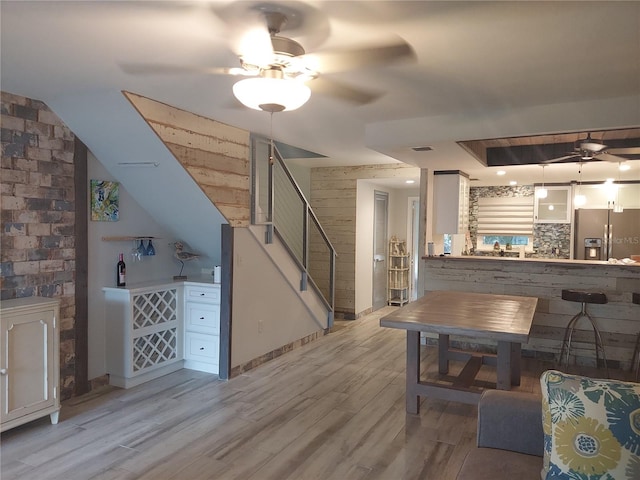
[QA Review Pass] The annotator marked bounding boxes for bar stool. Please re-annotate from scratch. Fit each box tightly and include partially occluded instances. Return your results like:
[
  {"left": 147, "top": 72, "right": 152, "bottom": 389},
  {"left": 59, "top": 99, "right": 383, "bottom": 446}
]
[
  {"left": 559, "top": 289, "right": 609, "bottom": 377},
  {"left": 631, "top": 293, "right": 640, "bottom": 381}
]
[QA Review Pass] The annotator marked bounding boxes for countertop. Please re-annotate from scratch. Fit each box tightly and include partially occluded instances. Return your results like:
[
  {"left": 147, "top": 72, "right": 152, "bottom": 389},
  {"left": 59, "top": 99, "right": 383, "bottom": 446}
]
[
  {"left": 422, "top": 255, "right": 639, "bottom": 268},
  {"left": 102, "top": 276, "right": 219, "bottom": 292}
]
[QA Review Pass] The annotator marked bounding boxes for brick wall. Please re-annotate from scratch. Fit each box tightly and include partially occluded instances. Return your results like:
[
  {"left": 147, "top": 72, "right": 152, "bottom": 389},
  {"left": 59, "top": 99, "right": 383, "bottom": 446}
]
[{"left": 1, "top": 91, "right": 77, "bottom": 400}]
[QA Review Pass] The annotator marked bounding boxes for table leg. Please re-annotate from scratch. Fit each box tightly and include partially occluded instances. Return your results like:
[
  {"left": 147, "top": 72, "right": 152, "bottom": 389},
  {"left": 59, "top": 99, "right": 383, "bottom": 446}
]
[
  {"left": 496, "top": 341, "right": 514, "bottom": 390},
  {"left": 511, "top": 342, "right": 521, "bottom": 386},
  {"left": 406, "top": 330, "right": 421, "bottom": 414},
  {"left": 438, "top": 334, "right": 450, "bottom": 374}
]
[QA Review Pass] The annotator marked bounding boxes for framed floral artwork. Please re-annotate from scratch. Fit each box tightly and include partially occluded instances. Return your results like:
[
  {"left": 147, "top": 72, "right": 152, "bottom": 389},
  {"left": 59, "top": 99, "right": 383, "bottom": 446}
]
[{"left": 90, "top": 179, "right": 119, "bottom": 221}]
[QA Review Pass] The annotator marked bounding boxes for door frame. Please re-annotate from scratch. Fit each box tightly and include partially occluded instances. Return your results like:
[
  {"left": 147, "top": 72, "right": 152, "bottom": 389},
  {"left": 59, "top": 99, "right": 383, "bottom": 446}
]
[
  {"left": 372, "top": 190, "right": 389, "bottom": 310},
  {"left": 407, "top": 196, "right": 420, "bottom": 302}
]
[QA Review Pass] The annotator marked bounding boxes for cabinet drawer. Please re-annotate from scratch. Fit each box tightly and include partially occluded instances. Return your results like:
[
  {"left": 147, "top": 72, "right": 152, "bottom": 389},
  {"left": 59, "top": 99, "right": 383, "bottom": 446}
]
[
  {"left": 185, "top": 303, "right": 220, "bottom": 335},
  {"left": 185, "top": 286, "right": 220, "bottom": 302},
  {"left": 185, "top": 332, "right": 219, "bottom": 364}
]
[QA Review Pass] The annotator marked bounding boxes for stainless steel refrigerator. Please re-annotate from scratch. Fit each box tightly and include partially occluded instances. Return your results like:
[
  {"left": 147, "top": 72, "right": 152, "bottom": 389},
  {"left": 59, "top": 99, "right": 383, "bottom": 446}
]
[{"left": 574, "top": 208, "right": 640, "bottom": 260}]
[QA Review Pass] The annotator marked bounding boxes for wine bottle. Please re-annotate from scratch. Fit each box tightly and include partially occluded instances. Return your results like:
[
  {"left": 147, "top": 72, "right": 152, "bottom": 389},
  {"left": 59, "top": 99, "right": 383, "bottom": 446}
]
[{"left": 117, "top": 253, "right": 126, "bottom": 287}]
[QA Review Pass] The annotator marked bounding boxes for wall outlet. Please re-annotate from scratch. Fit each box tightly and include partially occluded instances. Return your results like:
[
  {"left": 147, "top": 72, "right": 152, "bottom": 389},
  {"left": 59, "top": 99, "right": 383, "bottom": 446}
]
[{"left": 258, "top": 320, "right": 264, "bottom": 333}]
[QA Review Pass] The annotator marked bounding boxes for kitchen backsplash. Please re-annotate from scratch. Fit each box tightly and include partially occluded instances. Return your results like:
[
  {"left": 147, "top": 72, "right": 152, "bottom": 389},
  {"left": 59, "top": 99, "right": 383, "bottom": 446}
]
[{"left": 469, "top": 185, "right": 570, "bottom": 259}]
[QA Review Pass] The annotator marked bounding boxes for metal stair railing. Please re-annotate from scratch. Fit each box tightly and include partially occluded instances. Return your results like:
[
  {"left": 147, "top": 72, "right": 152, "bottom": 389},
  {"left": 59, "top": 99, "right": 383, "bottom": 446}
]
[{"left": 250, "top": 134, "right": 335, "bottom": 325}]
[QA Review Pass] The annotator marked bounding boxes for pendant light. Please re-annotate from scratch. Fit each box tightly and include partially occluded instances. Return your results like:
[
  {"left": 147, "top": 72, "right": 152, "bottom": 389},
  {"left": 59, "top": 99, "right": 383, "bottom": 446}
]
[
  {"left": 613, "top": 162, "right": 624, "bottom": 213},
  {"left": 574, "top": 162, "right": 586, "bottom": 207},
  {"left": 535, "top": 165, "right": 548, "bottom": 199}
]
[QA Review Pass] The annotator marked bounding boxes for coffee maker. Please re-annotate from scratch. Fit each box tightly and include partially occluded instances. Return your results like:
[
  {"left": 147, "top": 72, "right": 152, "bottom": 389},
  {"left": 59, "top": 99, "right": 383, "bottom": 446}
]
[{"left": 584, "top": 238, "right": 602, "bottom": 260}]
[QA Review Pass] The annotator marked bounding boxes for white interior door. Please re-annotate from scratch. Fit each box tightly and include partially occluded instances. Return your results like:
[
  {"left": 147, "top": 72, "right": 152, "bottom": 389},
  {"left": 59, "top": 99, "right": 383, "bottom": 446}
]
[
  {"left": 372, "top": 191, "right": 388, "bottom": 310},
  {"left": 407, "top": 196, "right": 420, "bottom": 301}
]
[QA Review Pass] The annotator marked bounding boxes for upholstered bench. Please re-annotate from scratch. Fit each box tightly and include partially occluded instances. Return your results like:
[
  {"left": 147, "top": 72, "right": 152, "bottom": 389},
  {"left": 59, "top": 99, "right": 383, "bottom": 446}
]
[
  {"left": 456, "top": 390, "right": 543, "bottom": 479},
  {"left": 457, "top": 371, "right": 640, "bottom": 480}
]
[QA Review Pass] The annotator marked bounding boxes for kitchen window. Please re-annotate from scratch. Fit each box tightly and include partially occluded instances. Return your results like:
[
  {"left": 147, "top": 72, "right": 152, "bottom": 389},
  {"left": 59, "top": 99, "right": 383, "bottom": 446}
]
[
  {"left": 476, "top": 197, "right": 534, "bottom": 252},
  {"left": 479, "top": 235, "right": 531, "bottom": 250}
]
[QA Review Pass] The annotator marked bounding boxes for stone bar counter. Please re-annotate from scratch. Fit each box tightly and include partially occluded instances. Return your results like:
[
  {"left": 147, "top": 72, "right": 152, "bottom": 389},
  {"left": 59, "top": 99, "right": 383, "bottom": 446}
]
[{"left": 422, "top": 256, "right": 640, "bottom": 369}]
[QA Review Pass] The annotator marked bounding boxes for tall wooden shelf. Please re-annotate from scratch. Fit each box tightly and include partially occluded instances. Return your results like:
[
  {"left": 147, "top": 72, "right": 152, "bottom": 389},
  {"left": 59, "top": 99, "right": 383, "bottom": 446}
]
[{"left": 388, "top": 238, "right": 410, "bottom": 306}]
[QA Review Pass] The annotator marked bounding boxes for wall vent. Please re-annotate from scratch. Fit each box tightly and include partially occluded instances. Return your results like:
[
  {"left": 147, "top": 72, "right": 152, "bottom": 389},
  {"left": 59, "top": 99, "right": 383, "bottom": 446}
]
[{"left": 411, "top": 146, "right": 433, "bottom": 152}]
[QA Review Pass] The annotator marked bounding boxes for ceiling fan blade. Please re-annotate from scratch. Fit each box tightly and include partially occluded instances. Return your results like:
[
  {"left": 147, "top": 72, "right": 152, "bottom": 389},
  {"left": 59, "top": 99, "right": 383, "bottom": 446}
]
[
  {"left": 226, "top": 11, "right": 274, "bottom": 67},
  {"left": 607, "top": 146, "right": 640, "bottom": 155},
  {"left": 541, "top": 154, "right": 580, "bottom": 164},
  {"left": 119, "top": 63, "right": 255, "bottom": 77},
  {"left": 597, "top": 153, "right": 633, "bottom": 163},
  {"left": 311, "top": 76, "right": 382, "bottom": 105},
  {"left": 304, "top": 38, "right": 416, "bottom": 74}
]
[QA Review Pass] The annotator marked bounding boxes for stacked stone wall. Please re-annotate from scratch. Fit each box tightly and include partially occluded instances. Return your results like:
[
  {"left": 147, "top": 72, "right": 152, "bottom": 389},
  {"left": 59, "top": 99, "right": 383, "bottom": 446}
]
[{"left": 1, "top": 91, "right": 77, "bottom": 399}]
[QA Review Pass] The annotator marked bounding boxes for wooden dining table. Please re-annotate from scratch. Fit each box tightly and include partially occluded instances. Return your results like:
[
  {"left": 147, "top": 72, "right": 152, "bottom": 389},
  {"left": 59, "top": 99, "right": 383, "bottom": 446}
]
[{"left": 380, "top": 290, "right": 538, "bottom": 413}]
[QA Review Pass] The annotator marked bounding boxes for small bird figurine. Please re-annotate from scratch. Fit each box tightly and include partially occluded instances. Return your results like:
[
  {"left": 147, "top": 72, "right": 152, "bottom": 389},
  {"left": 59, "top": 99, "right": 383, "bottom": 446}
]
[{"left": 173, "top": 241, "right": 200, "bottom": 279}]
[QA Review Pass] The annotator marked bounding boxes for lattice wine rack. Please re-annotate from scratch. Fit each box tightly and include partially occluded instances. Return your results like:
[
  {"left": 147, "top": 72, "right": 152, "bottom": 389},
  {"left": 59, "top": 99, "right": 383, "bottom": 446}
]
[{"left": 131, "top": 288, "right": 178, "bottom": 373}]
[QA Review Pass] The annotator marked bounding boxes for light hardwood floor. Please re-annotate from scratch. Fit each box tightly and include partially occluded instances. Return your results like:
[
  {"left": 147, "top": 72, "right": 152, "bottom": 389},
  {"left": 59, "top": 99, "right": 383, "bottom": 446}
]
[{"left": 0, "top": 306, "right": 617, "bottom": 480}]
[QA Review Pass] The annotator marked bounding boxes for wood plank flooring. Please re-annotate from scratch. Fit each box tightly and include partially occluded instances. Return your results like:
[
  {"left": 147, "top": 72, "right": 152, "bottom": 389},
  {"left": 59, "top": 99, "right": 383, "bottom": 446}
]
[{"left": 0, "top": 306, "right": 620, "bottom": 480}]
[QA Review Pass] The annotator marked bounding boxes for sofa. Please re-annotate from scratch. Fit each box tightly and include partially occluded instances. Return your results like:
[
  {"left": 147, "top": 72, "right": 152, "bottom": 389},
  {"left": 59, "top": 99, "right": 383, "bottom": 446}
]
[
  {"left": 456, "top": 389, "right": 543, "bottom": 479},
  {"left": 457, "top": 371, "right": 640, "bottom": 480}
]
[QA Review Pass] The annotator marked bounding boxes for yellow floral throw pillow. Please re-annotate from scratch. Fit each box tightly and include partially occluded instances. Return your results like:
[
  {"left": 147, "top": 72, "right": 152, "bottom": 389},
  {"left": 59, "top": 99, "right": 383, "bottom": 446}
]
[{"left": 540, "top": 370, "right": 640, "bottom": 479}]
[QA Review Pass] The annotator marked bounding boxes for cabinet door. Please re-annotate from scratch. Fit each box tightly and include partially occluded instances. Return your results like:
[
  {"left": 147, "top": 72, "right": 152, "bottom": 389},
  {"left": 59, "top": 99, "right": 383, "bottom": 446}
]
[
  {"left": 534, "top": 186, "right": 571, "bottom": 223},
  {"left": 434, "top": 173, "right": 470, "bottom": 234},
  {"left": 1, "top": 310, "right": 55, "bottom": 424}
]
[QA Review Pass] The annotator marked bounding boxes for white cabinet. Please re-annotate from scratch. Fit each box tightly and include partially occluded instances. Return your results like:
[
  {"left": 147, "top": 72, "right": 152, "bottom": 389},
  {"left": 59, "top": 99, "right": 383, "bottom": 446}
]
[
  {"left": 573, "top": 183, "right": 640, "bottom": 209},
  {"left": 183, "top": 283, "right": 220, "bottom": 374},
  {"left": 434, "top": 171, "right": 470, "bottom": 234},
  {"left": 1, "top": 297, "right": 60, "bottom": 432},
  {"left": 104, "top": 284, "right": 183, "bottom": 388},
  {"left": 534, "top": 186, "right": 571, "bottom": 223}
]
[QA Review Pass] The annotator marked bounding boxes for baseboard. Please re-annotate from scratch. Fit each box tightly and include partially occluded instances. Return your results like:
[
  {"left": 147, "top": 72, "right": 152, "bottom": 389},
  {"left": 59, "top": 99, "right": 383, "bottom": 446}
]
[{"left": 230, "top": 329, "right": 326, "bottom": 377}]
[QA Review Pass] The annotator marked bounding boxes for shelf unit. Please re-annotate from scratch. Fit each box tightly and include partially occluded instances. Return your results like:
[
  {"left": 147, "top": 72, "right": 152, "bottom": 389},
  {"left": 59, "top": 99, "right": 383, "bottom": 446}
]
[{"left": 388, "top": 238, "right": 410, "bottom": 306}]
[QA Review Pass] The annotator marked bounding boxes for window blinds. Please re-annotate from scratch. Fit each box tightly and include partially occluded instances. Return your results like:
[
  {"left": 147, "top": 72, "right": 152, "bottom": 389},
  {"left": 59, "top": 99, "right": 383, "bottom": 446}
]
[{"left": 477, "top": 197, "right": 534, "bottom": 235}]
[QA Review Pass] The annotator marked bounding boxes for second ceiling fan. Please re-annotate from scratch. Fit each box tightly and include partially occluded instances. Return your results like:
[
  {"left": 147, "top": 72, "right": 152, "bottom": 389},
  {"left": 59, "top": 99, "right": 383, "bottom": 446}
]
[{"left": 543, "top": 133, "right": 640, "bottom": 164}]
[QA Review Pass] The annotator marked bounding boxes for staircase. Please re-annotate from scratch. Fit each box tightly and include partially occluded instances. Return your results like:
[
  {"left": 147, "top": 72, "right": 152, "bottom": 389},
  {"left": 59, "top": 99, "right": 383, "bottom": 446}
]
[
  {"left": 251, "top": 135, "right": 336, "bottom": 326},
  {"left": 124, "top": 92, "right": 335, "bottom": 372}
]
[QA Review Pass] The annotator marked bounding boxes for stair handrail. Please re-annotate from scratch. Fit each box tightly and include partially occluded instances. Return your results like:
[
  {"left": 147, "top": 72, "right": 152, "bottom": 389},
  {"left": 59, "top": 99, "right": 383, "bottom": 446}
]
[{"left": 250, "top": 134, "right": 336, "bottom": 318}]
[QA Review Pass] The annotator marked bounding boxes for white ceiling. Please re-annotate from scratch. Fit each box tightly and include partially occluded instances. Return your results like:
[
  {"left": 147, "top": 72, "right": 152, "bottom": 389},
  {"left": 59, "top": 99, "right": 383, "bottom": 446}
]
[{"left": 2, "top": 0, "right": 639, "bottom": 188}]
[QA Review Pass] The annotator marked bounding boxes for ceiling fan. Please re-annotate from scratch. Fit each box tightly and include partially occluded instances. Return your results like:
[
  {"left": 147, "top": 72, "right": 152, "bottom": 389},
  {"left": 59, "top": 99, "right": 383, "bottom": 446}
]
[
  {"left": 543, "top": 133, "right": 640, "bottom": 164},
  {"left": 121, "top": 2, "right": 416, "bottom": 112}
]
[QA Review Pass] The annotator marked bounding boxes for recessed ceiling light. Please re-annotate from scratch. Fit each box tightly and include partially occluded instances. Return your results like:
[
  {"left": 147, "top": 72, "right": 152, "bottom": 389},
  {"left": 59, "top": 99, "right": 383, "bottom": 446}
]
[
  {"left": 509, "top": 180, "right": 517, "bottom": 185},
  {"left": 497, "top": 170, "right": 506, "bottom": 176},
  {"left": 619, "top": 163, "right": 631, "bottom": 171},
  {"left": 405, "top": 180, "right": 415, "bottom": 184}
]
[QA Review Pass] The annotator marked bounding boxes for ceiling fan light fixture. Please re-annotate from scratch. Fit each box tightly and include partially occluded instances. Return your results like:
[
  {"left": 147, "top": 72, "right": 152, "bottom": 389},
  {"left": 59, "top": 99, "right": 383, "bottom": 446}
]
[{"left": 233, "top": 76, "right": 311, "bottom": 112}]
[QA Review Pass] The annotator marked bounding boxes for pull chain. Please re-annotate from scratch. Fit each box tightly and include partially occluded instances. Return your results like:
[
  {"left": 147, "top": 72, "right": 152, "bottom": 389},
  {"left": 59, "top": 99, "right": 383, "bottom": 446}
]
[{"left": 269, "top": 111, "right": 274, "bottom": 165}]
